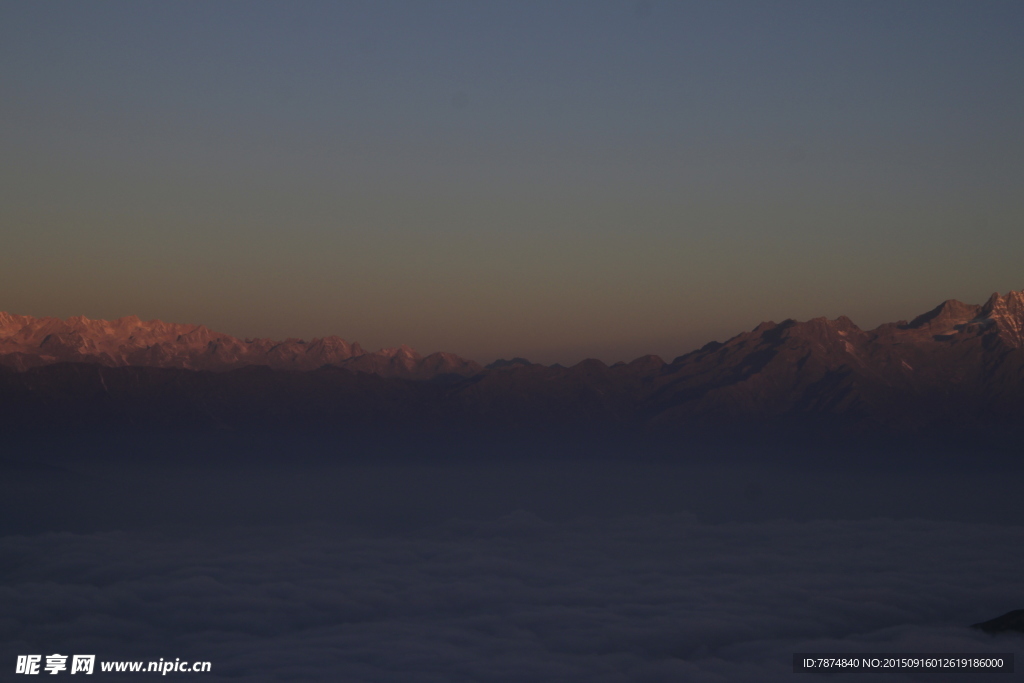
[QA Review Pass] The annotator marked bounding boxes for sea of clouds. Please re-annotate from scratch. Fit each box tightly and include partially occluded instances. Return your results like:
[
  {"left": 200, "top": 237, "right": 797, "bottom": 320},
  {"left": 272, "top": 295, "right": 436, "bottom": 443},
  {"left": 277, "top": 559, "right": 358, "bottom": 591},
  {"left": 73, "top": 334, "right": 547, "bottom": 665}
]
[{"left": 3, "top": 504, "right": 1022, "bottom": 681}]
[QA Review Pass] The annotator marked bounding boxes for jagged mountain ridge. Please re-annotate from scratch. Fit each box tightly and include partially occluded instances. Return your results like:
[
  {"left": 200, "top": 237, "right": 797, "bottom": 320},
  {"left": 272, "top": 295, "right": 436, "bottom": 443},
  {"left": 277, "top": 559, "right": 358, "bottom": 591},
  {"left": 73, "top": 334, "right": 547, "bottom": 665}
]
[
  {"left": 643, "top": 290, "right": 1024, "bottom": 432},
  {"left": 0, "top": 312, "right": 481, "bottom": 379},
  {"left": 3, "top": 290, "right": 1024, "bottom": 441}
]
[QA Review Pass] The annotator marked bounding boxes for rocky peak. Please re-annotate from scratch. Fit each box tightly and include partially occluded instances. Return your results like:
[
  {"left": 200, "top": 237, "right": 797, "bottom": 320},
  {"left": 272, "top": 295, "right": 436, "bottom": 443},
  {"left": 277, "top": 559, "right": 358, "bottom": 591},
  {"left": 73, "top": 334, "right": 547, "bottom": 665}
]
[
  {"left": 0, "top": 311, "right": 26, "bottom": 336},
  {"left": 378, "top": 345, "right": 421, "bottom": 360},
  {"left": 905, "top": 299, "right": 980, "bottom": 333},
  {"left": 975, "top": 290, "right": 1024, "bottom": 348}
]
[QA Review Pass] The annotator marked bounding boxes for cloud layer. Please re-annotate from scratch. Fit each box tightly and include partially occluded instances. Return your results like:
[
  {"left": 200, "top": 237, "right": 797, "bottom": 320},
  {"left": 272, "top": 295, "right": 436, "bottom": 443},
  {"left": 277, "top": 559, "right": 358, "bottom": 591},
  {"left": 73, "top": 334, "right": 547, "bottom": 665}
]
[{"left": 2, "top": 512, "right": 1022, "bottom": 682}]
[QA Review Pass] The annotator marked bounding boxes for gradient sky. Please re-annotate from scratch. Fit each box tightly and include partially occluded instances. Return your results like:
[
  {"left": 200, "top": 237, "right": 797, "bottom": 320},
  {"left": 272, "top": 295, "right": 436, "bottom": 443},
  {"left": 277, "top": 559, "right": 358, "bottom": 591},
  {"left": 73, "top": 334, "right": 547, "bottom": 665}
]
[{"left": 2, "top": 1, "right": 1023, "bottom": 364}]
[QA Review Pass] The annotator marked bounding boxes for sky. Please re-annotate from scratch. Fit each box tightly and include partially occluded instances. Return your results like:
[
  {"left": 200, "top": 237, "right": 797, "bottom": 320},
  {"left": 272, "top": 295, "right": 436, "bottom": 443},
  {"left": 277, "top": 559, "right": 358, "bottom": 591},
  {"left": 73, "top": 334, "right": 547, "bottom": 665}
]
[{"left": 2, "top": 0, "right": 1023, "bottom": 364}]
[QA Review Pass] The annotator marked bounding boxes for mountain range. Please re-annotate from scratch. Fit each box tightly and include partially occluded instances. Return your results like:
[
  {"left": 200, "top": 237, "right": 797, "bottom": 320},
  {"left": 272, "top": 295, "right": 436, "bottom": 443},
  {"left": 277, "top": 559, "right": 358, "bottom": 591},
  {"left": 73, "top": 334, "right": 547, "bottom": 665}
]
[
  {"left": 0, "top": 311, "right": 480, "bottom": 379},
  {"left": 4, "top": 290, "right": 1024, "bottom": 446}
]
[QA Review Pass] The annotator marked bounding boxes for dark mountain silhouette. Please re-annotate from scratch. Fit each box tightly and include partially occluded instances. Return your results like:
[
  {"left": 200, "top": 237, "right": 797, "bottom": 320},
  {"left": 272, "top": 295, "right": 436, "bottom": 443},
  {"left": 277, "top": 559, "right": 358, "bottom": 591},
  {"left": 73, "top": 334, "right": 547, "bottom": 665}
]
[
  {"left": 972, "top": 609, "right": 1024, "bottom": 634},
  {"left": 4, "top": 290, "right": 1024, "bottom": 446},
  {"left": 486, "top": 357, "right": 535, "bottom": 370}
]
